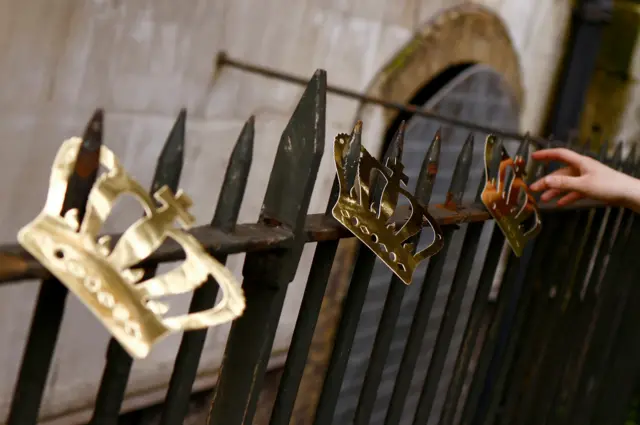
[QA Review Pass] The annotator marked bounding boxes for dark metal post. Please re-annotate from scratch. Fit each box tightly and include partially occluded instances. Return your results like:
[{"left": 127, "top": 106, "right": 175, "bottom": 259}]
[
  {"left": 352, "top": 130, "right": 441, "bottom": 425},
  {"left": 383, "top": 134, "right": 475, "bottom": 425},
  {"left": 310, "top": 122, "right": 409, "bottom": 425},
  {"left": 268, "top": 123, "right": 362, "bottom": 425},
  {"left": 7, "top": 110, "right": 104, "bottom": 425},
  {"left": 206, "top": 70, "right": 326, "bottom": 425},
  {"left": 89, "top": 110, "right": 187, "bottom": 425},
  {"left": 159, "top": 117, "right": 254, "bottom": 425},
  {"left": 457, "top": 139, "right": 539, "bottom": 425}
]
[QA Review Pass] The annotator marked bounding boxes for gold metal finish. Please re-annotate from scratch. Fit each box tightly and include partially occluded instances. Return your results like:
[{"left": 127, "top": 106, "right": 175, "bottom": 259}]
[
  {"left": 331, "top": 128, "right": 444, "bottom": 285},
  {"left": 18, "top": 138, "right": 245, "bottom": 359},
  {"left": 481, "top": 135, "right": 542, "bottom": 257}
]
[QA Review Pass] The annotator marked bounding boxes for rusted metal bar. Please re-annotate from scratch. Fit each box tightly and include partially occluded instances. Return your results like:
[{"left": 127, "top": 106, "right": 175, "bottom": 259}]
[
  {"left": 207, "top": 70, "right": 326, "bottom": 425},
  {"left": 216, "top": 52, "right": 550, "bottom": 147},
  {"left": 586, "top": 153, "right": 640, "bottom": 425},
  {"left": 491, "top": 162, "right": 585, "bottom": 425},
  {"left": 7, "top": 110, "right": 104, "bottom": 425},
  {"left": 411, "top": 135, "right": 488, "bottom": 425},
  {"left": 0, "top": 198, "right": 604, "bottom": 285},
  {"left": 438, "top": 223, "right": 505, "bottom": 425},
  {"left": 384, "top": 134, "right": 474, "bottom": 425},
  {"left": 507, "top": 141, "right": 610, "bottom": 425},
  {"left": 589, "top": 228, "right": 640, "bottom": 425},
  {"left": 268, "top": 123, "right": 362, "bottom": 425},
  {"left": 507, "top": 143, "right": 621, "bottom": 425},
  {"left": 159, "top": 116, "right": 254, "bottom": 425},
  {"left": 311, "top": 122, "right": 408, "bottom": 425},
  {"left": 532, "top": 149, "right": 635, "bottom": 425},
  {"left": 487, "top": 209, "right": 561, "bottom": 425},
  {"left": 89, "top": 109, "right": 187, "bottom": 425},
  {"left": 457, "top": 138, "right": 540, "bottom": 425},
  {"left": 567, "top": 146, "right": 638, "bottom": 424},
  {"left": 352, "top": 129, "right": 441, "bottom": 425},
  {"left": 538, "top": 144, "right": 623, "bottom": 424}
]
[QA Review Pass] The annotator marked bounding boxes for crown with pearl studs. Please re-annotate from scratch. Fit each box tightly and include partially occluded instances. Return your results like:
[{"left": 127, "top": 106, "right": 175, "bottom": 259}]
[
  {"left": 17, "top": 138, "right": 245, "bottom": 359},
  {"left": 331, "top": 123, "right": 444, "bottom": 284},
  {"left": 480, "top": 135, "right": 542, "bottom": 256}
]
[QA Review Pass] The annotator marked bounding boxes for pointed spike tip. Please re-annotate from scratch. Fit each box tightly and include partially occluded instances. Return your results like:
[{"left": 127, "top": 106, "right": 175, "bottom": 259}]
[
  {"left": 233, "top": 115, "right": 255, "bottom": 157},
  {"left": 426, "top": 129, "right": 442, "bottom": 164},
  {"left": 383, "top": 122, "right": 405, "bottom": 164},
  {"left": 82, "top": 109, "right": 104, "bottom": 152},
  {"left": 460, "top": 133, "right": 475, "bottom": 162},
  {"left": 446, "top": 134, "right": 475, "bottom": 199},
  {"left": 390, "top": 121, "right": 406, "bottom": 161},
  {"left": 413, "top": 130, "right": 442, "bottom": 204},
  {"left": 516, "top": 136, "right": 530, "bottom": 158},
  {"left": 353, "top": 120, "right": 363, "bottom": 135},
  {"left": 613, "top": 142, "right": 624, "bottom": 160}
]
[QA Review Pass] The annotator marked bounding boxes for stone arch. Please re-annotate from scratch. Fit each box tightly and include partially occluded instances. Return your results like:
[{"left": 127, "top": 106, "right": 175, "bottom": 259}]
[{"left": 357, "top": 3, "right": 523, "bottom": 135}]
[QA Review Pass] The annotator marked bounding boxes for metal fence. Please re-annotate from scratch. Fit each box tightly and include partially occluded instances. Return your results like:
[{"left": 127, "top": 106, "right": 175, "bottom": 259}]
[{"left": 1, "top": 69, "right": 639, "bottom": 425}]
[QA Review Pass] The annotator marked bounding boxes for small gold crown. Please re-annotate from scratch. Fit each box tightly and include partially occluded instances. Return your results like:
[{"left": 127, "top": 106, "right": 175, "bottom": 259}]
[
  {"left": 331, "top": 124, "right": 444, "bottom": 285},
  {"left": 18, "top": 138, "right": 245, "bottom": 359},
  {"left": 480, "top": 135, "right": 542, "bottom": 256}
]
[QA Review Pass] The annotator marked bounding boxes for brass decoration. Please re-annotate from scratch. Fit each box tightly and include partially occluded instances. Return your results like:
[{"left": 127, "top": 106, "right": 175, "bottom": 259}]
[
  {"left": 481, "top": 135, "right": 541, "bottom": 257},
  {"left": 18, "top": 138, "right": 245, "bottom": 359},
  {"left": 331, "top": 131, "right": 444, "bottom": 285}
]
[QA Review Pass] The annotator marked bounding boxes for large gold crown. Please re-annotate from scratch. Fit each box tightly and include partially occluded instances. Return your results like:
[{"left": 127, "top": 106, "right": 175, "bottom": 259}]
[
  {"left": 331, "top": 124, "right": 444, "bottom": 285},
  {"left": 480, "top": 135, "right": 542, "bottom": 256},
  {"left": 18, "top": 138, "right": 245, "bottom": 359}
]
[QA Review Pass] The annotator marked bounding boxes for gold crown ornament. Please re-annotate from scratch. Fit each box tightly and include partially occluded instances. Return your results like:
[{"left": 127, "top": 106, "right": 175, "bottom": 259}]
[
  {"left": 18, "top": 138, "right": 245, "bottom": 359},
  {"left": 480, "top": 135, "right": 542, "bottom": 256},
  {"left": 331, "top": 122, "right": 444, "bottom": 285}
]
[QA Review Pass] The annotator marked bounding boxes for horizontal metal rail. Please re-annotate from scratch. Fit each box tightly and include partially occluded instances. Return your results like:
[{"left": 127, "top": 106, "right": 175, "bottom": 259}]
[
  {"left": 0, "top": 199, "right": 603, "bottom": 284},
  {"left": 216, "top": 52, "right": 551, "bottom": 147}
]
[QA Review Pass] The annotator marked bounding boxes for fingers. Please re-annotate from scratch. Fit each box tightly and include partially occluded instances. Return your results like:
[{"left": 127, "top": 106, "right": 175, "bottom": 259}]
[
  {"left": 557, "top": 191, "right": 584, "bottom": 206},
  {"left": 540, "top": 188, "right": 563, "bottom": 202},
  {"left": 531, "top": 168, "right": 581, "bottom": 193},
  {"left": 531, "top": 148, "right": 588, "bottom": 168}
]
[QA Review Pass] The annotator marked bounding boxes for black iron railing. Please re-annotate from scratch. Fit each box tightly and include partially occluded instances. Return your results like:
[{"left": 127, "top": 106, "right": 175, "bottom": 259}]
[{"left": 0, "top": 69, "right": 638, "bottom": 425}]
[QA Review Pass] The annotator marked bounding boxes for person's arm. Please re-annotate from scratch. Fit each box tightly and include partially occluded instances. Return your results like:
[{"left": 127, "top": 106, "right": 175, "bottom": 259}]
[{"left": 530, "top": 148, "right": 640, "bottom": 214}]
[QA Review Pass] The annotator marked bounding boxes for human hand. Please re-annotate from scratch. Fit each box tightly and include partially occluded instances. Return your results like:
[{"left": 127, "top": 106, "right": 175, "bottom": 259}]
[{"left": 529, "top": 148, "right": 640, "bottom": 210}]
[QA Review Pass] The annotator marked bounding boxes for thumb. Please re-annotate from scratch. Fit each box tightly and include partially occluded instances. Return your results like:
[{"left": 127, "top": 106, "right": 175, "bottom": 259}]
[{"left": 544, "top": 174, "right": 583, "bottom": 192}]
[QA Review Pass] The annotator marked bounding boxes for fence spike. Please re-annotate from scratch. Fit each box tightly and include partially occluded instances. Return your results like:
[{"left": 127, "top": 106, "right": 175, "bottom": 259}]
[
  {"left": 211, "top": 115, "right": 254, "bottom": 230},
  {"left": 515, "top": 135, "right": 530, "bottom": 161},
  {"left": 387, "top": 120, "right": 405, "bottom": 164},
  {"left": 344, "top": 120, "right": 363, "bottom": 191},
  {"left": 598, "top": 139, "right": 609, "bottom": 162},
  {"left": 255, "top": 70, "right": 326, "bottom": 233},
  {"left": 208, "top": 69, "right": 326, "bottom": 425},
  {"left": 151, "top": 108, "right": 186, "bottom": 194},
  {"left": 7, "top": 109, "right": 104, "bottom": 425},
  {"left": 90, "top": 109, "right": 186, "bottom": 424},
  {"left": 414, "top": 129, "right": 441, "bottom": 204},
  {"left": 159, "top": 115, "right": 254, "bottom": 425},
  {"left": 612, "top": 142, "right": 624, "bottom": 169},
  {"left": 624, "top": 143, "right": 637, "bottom": 175},
  {"left": 269, "top": 118, "right": 358, "bottom": 425},
  {"left": 369, "top": 121, "right": 405, "bottom": 212},
  {"left": 446, "top": 133, "right": 474, "bottom": 206}
]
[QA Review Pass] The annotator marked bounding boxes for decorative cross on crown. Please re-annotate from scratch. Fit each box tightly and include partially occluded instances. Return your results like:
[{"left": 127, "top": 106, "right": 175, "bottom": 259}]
[
  {"left": 18, "top": 138, "right": 245, "bottom": 358},
  {"left": 480, "top": 135, "right": 542, "bottom": 256},
  {"left": 331, "top": 123, "right": 444, "bottom": 284}
]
